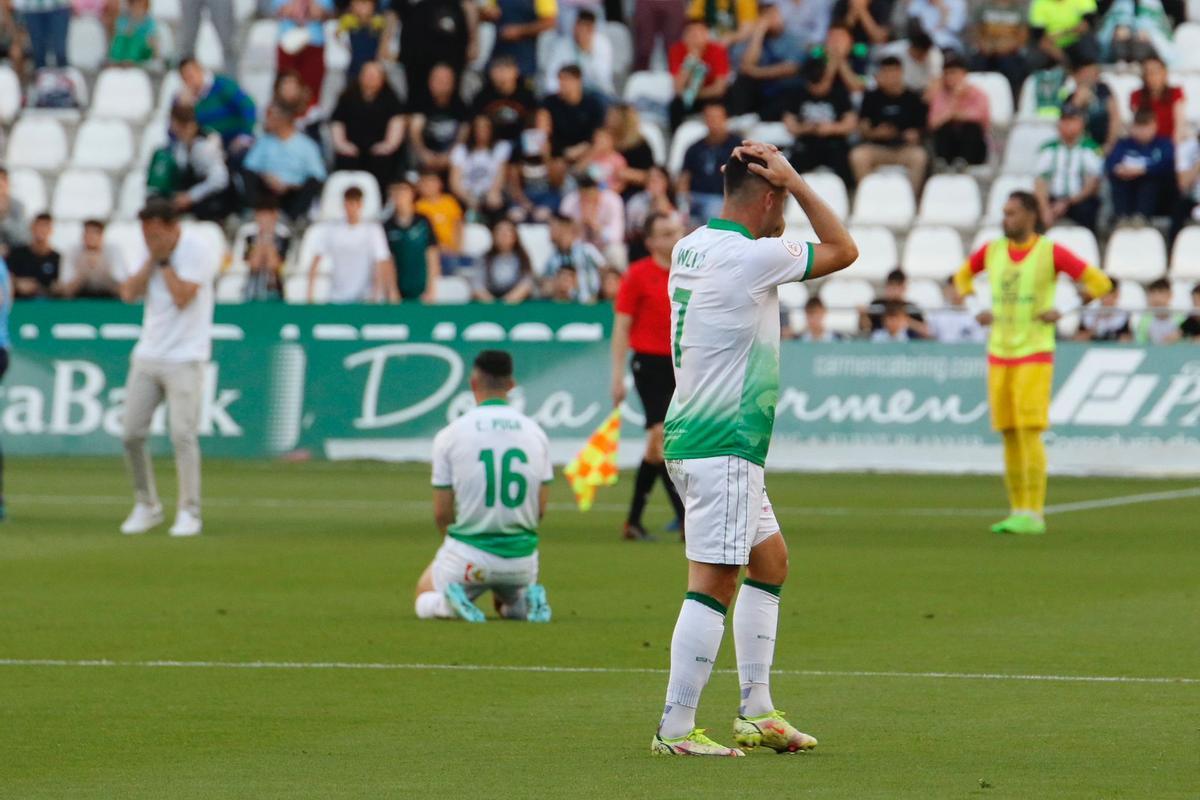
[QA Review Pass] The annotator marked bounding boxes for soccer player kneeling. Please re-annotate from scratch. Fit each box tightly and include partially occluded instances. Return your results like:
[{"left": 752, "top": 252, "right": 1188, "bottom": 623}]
[{"left": 414, "top": 351, "right": 554, "bottom": 623}]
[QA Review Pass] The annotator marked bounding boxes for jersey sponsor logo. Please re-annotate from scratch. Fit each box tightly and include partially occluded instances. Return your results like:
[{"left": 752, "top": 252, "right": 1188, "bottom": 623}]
[{"left": 783, "top": 240, "right": 804, "bottom": 258}]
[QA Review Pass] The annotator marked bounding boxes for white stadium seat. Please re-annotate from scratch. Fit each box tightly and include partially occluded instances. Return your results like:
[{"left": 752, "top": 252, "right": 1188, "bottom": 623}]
[
  {"left": 917, "top": 174, "right": 982, "bottom": 227},
  {"left": 324, "top": 20, "right": 350, "bottom": 71},
  {"left": 972, "top": 226, "right": 1002, "bottom": 253},
  {"left": 746, "top": 122, "right": 793, "bottom": 148},
  {"left": 638, "top": 120, "right": 666, "bottom": 165},
  {"left": 850, "top": 172, "right": 915, "bottom": 228},
  {"left": 795, "top": 172, "right": 848, "bottom": 221},
  {"left": 668, "top": 119, "right": 707, "bottom": 176},
  {"left": 1117, "top": 279, "right": 1147, "bottom": 311},
  {"left": 1016, "top": 74, "right": 1039, "bottom": 122},
  {"left": 195, "top": 18, "right": 225, "bottom": 70},
  {"left": 0, "top": 64, "right": 22, "bottom": 123},
  {"left": 9, "top": 169, "right": 48, "bottom": 216},
  {"left": 234, "top": 0, "right": 255, "bottom": 21},
  {"left": 183, "top": 221, "right": 230, "bottom": 268},
  {"left": 901, "top": 226, "right": 965, "bottom": 281},
  {"left": 91, "top": 68, "right": 154, "bottom": 121},
  {"left": 623, "top": 70, "right": 674, "bottom": 123},
  {"left": 1055, "top": 275, "right": 1083, "bottom": 337},
  {"left": 1002, "top": 122, "right": 1056, "bottom": 175},
  {"left": 462, "top": 223, "right": 493, "bottom": 258},
  {"left": 906, "top": 278, "right": 945, "bottom": 311},
  {"left": 1179, "top": 74, "right": 1200, "bottom": 124},
  {"left": 138, "top": 125, "right": 169, "bottom": 167},
  {"left": 293, "top": 223, "right": 328, "bottom": 276},
  {"left": 984, "top": 174, "right": 1034, "bottom": 224},
  {"left": 1176, "top": 23, "right": 1200, "bottom": 72},
  {"left": 1046, "top": 225, "right": 1101, "bottom": 266},
  {"left": 968, "top": 72, "right": 1014, "bottom": 128},
  {"left": 216, "top": 272, "right": 248, "bottom": 304},
  {"left": 49, "top": 219, "right": 82, "bottom": 256},
  {"left": 777, "top": 281, "right": 808, "bottom": 311},
  {"left": 434, "top": 276, "right": 473, "bottom": 305},
  {"left": 605, "top": 22, "right": 633, "bottom": 83},
  {"left": 51, "top": 170, "right": 114, "bottom": 220},
  {"left": 71, "top": 119, "right": 135, "bottom": 171},
  {"left": 156, "top": 19, "right": 176, "bottom": 62},
  {"left": 1104, "top": 73, "right": 1141, "bottom": 124},
  {"left": 117, "top": 171, "right": 147, "bottom": 220},
  {"left": 104, "top": 220, "right": 150, "bottom": 271},
  {"left": 510, "top": 322, "right": 554, "bottom": 341},
  {"left": 517, "top": 223, "right": 553, "bottom": 276},
  {"left": 1170, "top": 226, "right": 1200, "bottom": 281},
  {"left": 151, "top": 0, "right": 181, "bottom": 22},
  {"left": 845, "top": 226, "right": 898, "bottom": 283},
  {"left": 819, "top": 278, "right": 874, "bottom": 334},
  {"left": 240, "top": 20, "right": 280, "bottom": 75},
  {"left": 6, "top": 116, "right": 69, "bottom": 171},
  {"left": 67, "top": 15, "right": 108, "bottom": 72},
  {"left": 1105, "top": 228, "right": 1168, "bottom": 283},
  {"left": 156, "top": 70, "right": 182, "bottom": 119},
  {"left": 318, "top": 171, "right": 382, "bottom": 221}
]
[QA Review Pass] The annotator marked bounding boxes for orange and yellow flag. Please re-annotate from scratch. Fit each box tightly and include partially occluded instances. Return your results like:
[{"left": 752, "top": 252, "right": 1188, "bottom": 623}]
[{"left": 563, "top": 409, "right": 621, "bottom": 511}]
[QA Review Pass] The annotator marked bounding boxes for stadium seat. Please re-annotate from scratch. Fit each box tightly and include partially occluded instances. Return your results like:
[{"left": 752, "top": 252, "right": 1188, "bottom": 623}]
[
  {"left": 49, "top": 219, "right": 82, "bottom": 256},
  {"left": 240, "top": 20, "right": 280, "bottom": 75},
  {"left": 9, "top": 169, "right": 48, "bottom": 216},
  {"left": 1117, "top": 279, "right": 1147, "bottom": 311},
  {"left": 557, "top": 322, "right": 604, "bottom": 341},
  {"left": 1178, "top": 23, "right": 1200, "bottom": 72},
  {"left": 746, "top": 122, "right": 793, "bottom": 148},
  {"left": 293, "top": 224, "right": 327, "bottom": 276},
  {"left": 796, "top": 172, "right": 849, "bottom": 221},
  {"left": 1172, "top": 279, "right": 1195, "bottom": 311},
  {"left": 195, "top": 18, "right": 225, "bottom": 71},
  {"left": 984, "top": 174, "right": 1034, "bottom": 224},
  {"left": 318, "top": 172, "right": 382, "bottom": 221},
  {"left": 668, "top": 119, "right": 708, "bottom": 176},
  {"left": 850, "top": 172, "right": 915, "bottom": 228},
  {"left": 151, "top": 0, "right": 181, "bottom": 22},
  {"left": 67, "top": 15, "right": 108, "bottom": 72},
  {"left": 462, "top": 320, "right": 506, "bottom": 338},
  {"left": 1046, "top": 225, "right": 1101, "bottom": 266},
  {"left": 116, "top": 172, "right": 145, "bottom": 220},
  {"left": 906, "top": 278, "right": 945, "bottom": 310},
  {"left": 1055, "top": 275, "right": 1083, "bottom": 337},
  {"left": 234, "top": 0, "right": 255, "bottom": 20},
  {"left": 1179, "top": 74, "right": 1200, "bottom": 125},
  {"left": 71, "top": 119, "right": 135, "bottom": 171},
  {"left": 1103, "top": 73, "right": 1141, "bottom": 124},
  {"left": 51, "top": 170, "right": 113, "bottom": 220},
  {"left": 0, "top": 64, "right": 19, "bottom": 124},
  {"left": 777, "top": 281, "right": 808, "bottom": 311},
  {"left": 215, "top": 272, "right": 248, "bottom": 304},
  {"left": 1170, "top": 226, "right": 1200, "bottom": 281},
  {"left": 184, "top": 221, "right": 230, "bottom": 268},
  {"left": 845, "top": 226, "right": 898, "bottom": 283},
  {"left": 283, "top": 272, "right": 330, "bottom": 304},
  {"left": 623, "top": 70, "right": 674, "bottom": 122},
  {"left": 819, "top": 278, "right": 874, "bottom": 334},
  {"left": 968, "top": 72, "right": 1014, "bottom": 128},
  {"left": 156, "top": 22, "right": 177, "bottom": 62},
  {"left": 1002, "top": 122, "right": 1056, "bottom": 175},
  {"left": 6, "top": 116, "right": 69, "bottom": 171},
  {"left": 638, "top": 119, "right": 666, "bottom": 165},
  {"left": 1015, "top": 74, "right": 1040, "bottom": 122},
  {"left": 605, "top": 22, "right": 633, "bottom": 84},
  {"left": 462, "top": 223, "right": 493, "bottom": 258},
  {"left": 239, "top": 70, "right": 276, "bottom": 118},
  {"left": 155, "top": 70, "right": 182, "bottom": 119},
  {"left": 324, "top": 20, "right": 350, "bottom": 71},
  {"left": 901, "top": 226, "right": 965, "bottom": 281},
  {"left": 510, "top": 322, "right": 554, "bottom": 341},
  {"left": 1105, "top": 227, "right": 1168, "bottom": 283},
  {"left": 518, "top": 223, "right": 553, "bottom": 275},
  {"left": 972, "top": 226, "right": 1002, "bottom": 253},
  {"left": 91, "top": 68, "right": 154, "bottom": 121},
  {"left": 917, "top": 174, "right": 982, "bottom": 227},
  {"left": 138, "top": 125, "right": 168, "bottom": 167}
]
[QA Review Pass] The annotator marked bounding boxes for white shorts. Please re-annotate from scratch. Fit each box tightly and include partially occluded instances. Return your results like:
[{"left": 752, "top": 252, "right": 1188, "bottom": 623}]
[
  {"left": 666, "top": 455, "right": 781, "bottom": 565},
  {"left": 431, "top": 537, "right": 539, "bottom": 604}
]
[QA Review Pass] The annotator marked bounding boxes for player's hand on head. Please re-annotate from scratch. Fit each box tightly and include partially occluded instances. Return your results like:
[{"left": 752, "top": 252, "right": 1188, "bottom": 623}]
[{"left": 735, "top": 140, "right": 799, "bottom": 190}]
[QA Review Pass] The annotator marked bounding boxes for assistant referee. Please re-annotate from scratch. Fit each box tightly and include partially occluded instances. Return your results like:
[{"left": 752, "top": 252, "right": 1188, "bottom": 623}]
[{"left": 611, "top": 212, "right": 686, "bottom": 542}]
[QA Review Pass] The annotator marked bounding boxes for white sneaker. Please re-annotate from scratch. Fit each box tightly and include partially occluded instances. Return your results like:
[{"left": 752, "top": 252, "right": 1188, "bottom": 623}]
[
  {"left": 120, "top": 503, "right": 164, "bottom": 535},
  {"left": 168, "top": 510, "right": 202, "bottom": 537}
]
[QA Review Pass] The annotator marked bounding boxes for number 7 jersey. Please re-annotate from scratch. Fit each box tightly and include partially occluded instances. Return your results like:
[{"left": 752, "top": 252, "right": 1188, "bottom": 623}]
[
  {"left": 663, "top": 219, "right": 815, "bottom": 467},
  {"left": 431, "top": 399, "right": 554, "bottom": 558}
]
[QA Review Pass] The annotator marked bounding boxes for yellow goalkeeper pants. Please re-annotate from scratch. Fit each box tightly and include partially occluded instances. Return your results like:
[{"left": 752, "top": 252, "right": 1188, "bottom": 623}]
[{"left": 1002, "top": 428, "right": 1047, "bottom": 515}]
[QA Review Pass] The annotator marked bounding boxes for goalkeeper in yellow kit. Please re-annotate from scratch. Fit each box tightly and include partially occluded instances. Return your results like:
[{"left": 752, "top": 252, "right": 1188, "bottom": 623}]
[{"left": 954, "top": 191, "right": 1113, "bottom": 535}]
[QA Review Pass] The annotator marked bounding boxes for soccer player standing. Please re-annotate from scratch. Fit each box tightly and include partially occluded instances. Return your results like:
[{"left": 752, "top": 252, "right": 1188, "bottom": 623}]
[
  {"left": 953, "top": 191, "right": 1112, "bottom": 536},
  {"left": 611, "top": 212, "right": 687, "bottom": 542},
  {"left": 414, "top": 351, "right": 554, "bottom": 623},
  {"left": 651, "top": 143, "right": 858, "bottom": 756}
]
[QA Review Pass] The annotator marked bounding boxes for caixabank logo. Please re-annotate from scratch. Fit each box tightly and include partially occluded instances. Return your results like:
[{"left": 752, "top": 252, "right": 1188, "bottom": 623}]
[{"left": 1050, "top": 349, "right": 1200, "bottom": 427}]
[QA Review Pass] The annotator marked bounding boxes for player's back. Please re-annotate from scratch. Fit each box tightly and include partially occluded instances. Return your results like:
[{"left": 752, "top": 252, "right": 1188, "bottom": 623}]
[{"left": 431, "top": 401, "right": 553, "bottom": 558}]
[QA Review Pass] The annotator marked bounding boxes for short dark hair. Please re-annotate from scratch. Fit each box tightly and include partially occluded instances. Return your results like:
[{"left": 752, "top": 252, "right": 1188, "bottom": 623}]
[
  {"left": 723, "top": 152, "right": 775, "bottom": 199},
  {"left": 644, "top": 211, "right": 672, "bottom": 239},
  {"left": 139, "top": 197, "right": 178, "bottom": 223},
  {"left": 885, "top": 268, "right": 907, "bottom": 285},
  {"left": 489, "top": 54, "right": 517, "bottom": 69},
  {"left": 908, "top": 26, "right": 933, "bottom": 51},
  {"left": 805, "top": 296, "right": 825, "bottom": 312},
  {"left": 344, "top": 186, "right": 364, "bottom": 202},
  {"left": 178, "top": 56, "right": 199, "bottom": 72},
  {"left": 1133, "top": 107, "right": 1157, "bottom": 127},
  {"left": 1147, "top": 277, "right": 1171, "bottom": 293},
  {"left": 882, "top": 299, "right": 907, "bottom": 316},
  {"left": 83, "top": 218, "right": 105, "bottom": 231},
  {"left": 1192, "top": 281, "right": 1200, "bottom": 296},
  {"left": 170, "top": 103, "right": 196, "bottom": 125},
  {"left": 254, "top": 195, "right": 280, "bottom": 212},
  {"left": 551, "top": 210, "right": 574, "bottom": 224},
  {"left": 942, "top": 50, "right": 967, "bottom": 71},
  {"left": 878, "top": 55, "right": 902, "bottom": 69},
  {"left": 474, "top": 350, "right": 514, "bottom": 389},
  {"left": 558, "top": 64, "right": 583, "bottom": 80},
  {"left": 1008, "top": 190, "right": 1039, "bottom": 216},
  {"left": 577, "top": 8, "right": 596, "bottom": 23},
  {"left": 33, "top": 212, "right": 52, "bottom": 224}
]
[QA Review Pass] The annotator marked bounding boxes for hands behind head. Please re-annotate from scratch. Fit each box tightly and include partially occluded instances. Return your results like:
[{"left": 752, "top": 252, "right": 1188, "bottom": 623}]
[{"left": 731, "top": 139, "right": 799, "bottom": 191}]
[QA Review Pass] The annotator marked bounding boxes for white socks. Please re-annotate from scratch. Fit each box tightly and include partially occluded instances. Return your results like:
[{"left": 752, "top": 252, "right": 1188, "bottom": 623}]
[
  {"left": 733, "top": 580, "right": 781, "bottom": 718},
  {"left": 414, "top": 591, "right": 452, "bottom": 619},
  {"left": 659, "top": 593, "right": 727, "bottom": 739}
]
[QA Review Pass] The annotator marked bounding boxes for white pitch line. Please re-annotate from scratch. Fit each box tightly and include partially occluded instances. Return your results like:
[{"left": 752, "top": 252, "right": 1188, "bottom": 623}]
[
  {"left": 0, "top": 658, "right": 1194, "bottom": 686},
  {"left": 1044, "top": 486, "right": 1200, "bottom": 515}
]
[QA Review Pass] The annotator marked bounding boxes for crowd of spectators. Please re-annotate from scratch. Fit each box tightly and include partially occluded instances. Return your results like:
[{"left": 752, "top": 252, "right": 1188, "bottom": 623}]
[{"left": 1, "top": 0, "right": 1200, "bottom": 342}]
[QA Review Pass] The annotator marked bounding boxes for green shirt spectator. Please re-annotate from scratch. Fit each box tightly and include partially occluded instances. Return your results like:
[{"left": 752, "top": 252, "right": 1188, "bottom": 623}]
[
  {"left": 108, "top": 0, "right": 157, "bottom": 65},
  {"left": 383, "top": 182, "right": 440, "bottom": 302}
]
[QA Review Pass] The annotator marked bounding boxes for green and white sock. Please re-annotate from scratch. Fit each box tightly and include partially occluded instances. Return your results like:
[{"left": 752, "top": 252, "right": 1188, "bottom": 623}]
[
  {"left": 659, "top": 593, "right": 726, "bottom": 739},
  {"left": 734, "top": 579, "right": 781, "bottom": 718}
]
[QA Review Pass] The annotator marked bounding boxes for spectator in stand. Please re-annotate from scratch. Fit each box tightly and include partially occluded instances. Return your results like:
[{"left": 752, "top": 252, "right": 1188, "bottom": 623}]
[
  {"left": 177, "top": 59, "right": 256, "bottom": 157},
  {"left": 726, "top": 0, "right": 805, "bottom": 121},
  {"left": 1134, "top": 278, "right": 1183, "bottom": 344},
  {"left": 8, "top": 214, "right": 60, "bottom": 299},
  {"left": 861, "top": 269, "right": 926, "bottom": 335},
  {"left": 238, "top": 198, "right": 290, "bottom": 301},
  {"left": 409, "top": 64, "right": 469, "bottom": 175},
  {"left": 338, "top": 0, "right": 391, "bottom": 78},
  {"left": 686, "top": 0, "right": 757, "bottom": 47},
  {"left": 969, "top": 0, "right": 1029, "bottom": 98},
  {"left": 147, "top": 105, "right": 232, "bottom": 222},
  {"left": 633, "top": 0, "right": 686, "bottom": 71},
  {"left": 543, "top": 212, "right": 603, "bottom": 302},
  {"left": 877, "top": 25, "right": 943, "bottom": 94},
  {"left": 871, "top": 300, "right": 915, "bottom": 342},
  {"left": 582, "top": 128, "right": 628, "bottom": 193},
  {"left": 543, "top": 64, "right": 608, "bottom": 164},
  {"left": 1062, "top": 56, "right": 1120, "bottom": 153},
  {"left": 396, "top": 0, "right": 471, "bottom": 112},
  {"left": 677, "top": 102, "right": 739, "bottom": 225},
  {"left": 472, "top": 218, "right": 536, "bottom": 303},
  {"left": 450, "top": 115, "right": 513, "bottom": 222},
  {"left": 560, "top": 172, "right": 626, "bottom": 268},
  {"left": 779, "top": 0, "right": 835, "bottom": 55},
  {"left": 626, "top": 165, "right": 683, "bottom": 260},
  {"left": 509, "top": 110, "right": 565, "bottom": 222},
  {"left": 244, "top": 102, "right": 327, "bottom": 221},
  {"left": 384, "top": 181, "right": 440, "bottom": 302},
  {"left": 1100, "top": 0, "right": 1175, "bottom": 67},
  {"left": 1131, "top": 55, "right": 1185, "bottom": 143},
  {"left": 821, "top": 23, "right": 868, "bottom": 92},
  {"left": 331, "top": 61, "right": 406, "bottom": 193},
  {"left": 1174, "top": 129, "right": 1200, "bottom": 236},
  {"left": 1034, "top": 106, "right": 1103, "bottom": 230},
  {"left": 543, "top": 9, "right": 614, "bottom": 97},
  {"left": 59, "top": 220, "right": 122, "bottom": 299},
  {"left": 13, "top": 0, "right": 70, "bottom": 69},
  {"left": 272, "top": 70, "right": 323, "bottom": 140},
  {"left": 850, "top": 54, "right": 928, "bottom": 192},
  {"left": 1075, "top": 278, "right": 1131, "bottom": 340},
  {"left": 1180, "top": 283, "right": 1200, "bottom": 340},
  {"left": 483, "top": 0, "right": 557, "bottom": 79},
  {"left": 925, "top": 278, "right": 985, "bottom": 343},
  {"left": 1030, "top": 0, "right": 1099, "bottom": 67},
  {"left": 0, "top": 169, "right": 29, "bottom": 255},
  {"left": 414, "top": 170, "right": 468, "bottom": 272},
  {"left": 108, "top": 0, "right": 157, "bottom": 65},
  {"left": 471, "top": 55, "right": 537, "bottom": 146},
  {"left": 605, "top": 104, "right": 656, "bottom": 196},
  {"left": 905, "top": 0, "right": 967, "bottom": 52},
  {"left": 830, "top": 0, "right": 891, "bottom": 50},
  {"left": 308, "top": 186, "right": 395, "bottom": 304},
  {"left": 273, "top": 0, "right": 333, "bottom": 109},
  {"left": 1107, "top": 107, "right": 1176, "bottom": 223},
  {"left": 667, "top": 19, "right": 731, "bottom": 131},
  {"left": 0, "top": 3, "right": 27, "bottom": 78},
  {"left": 801, "top": 296, "right": 841, "bottom": 342},
  {"left": 179, "top": 0, "right": 236, "bottom": 73},
  {"left": 927, "top": 52, "right": 990, "bottom": 167},
  {"left": 784, "top": 56, "right": 858, "bottom": 187}
]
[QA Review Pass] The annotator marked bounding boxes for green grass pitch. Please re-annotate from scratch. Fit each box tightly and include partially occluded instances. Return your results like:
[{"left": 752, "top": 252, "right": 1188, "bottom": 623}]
[{"left": 1, "top": 456, "right": 1197, "bottom": 799}]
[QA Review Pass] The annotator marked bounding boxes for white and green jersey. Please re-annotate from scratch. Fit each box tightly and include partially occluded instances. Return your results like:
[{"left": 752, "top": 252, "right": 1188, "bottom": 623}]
[
  {"left": 431, "top": 399, "right": 553, "bottom": 558},
  {"left": 664, "top": 218, "right": 814, "bottom": 467}
]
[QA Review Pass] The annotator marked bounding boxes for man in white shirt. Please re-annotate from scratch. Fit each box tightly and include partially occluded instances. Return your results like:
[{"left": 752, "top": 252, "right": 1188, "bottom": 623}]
[
  {"left": 924, "top": 277, "right": 985, "bottom": 343},
  {"left": 307, "top": 186, "right": 395, "bottom": 304},
  {"left": 413, "top": 351, "right": 554, "bottom": 623},
  {"left": 118, "top": 199, "right": 219, "bottom": 537},
  {"left": 542, "top": 9, "right": 615, "bottom": 97}
]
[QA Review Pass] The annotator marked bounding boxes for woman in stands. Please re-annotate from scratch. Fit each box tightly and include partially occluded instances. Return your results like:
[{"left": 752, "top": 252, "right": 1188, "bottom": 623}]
[
  {"left": 449, "top": 115, "right": 512, "bottom": 225},
  {"left": 472, "top": 219, "right": 535, "bottom": 304},
  {"left": 1130, "top": 54, "right": 1186, "bottom": 142}
]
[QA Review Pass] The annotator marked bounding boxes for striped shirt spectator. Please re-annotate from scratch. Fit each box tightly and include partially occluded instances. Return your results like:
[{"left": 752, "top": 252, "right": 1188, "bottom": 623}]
[
  {"left": 178, "top": 59, "right": 257, "bottom": 152},
  {"left": 1034, "top": 108, "right": 1103, "bottom": 230}
]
